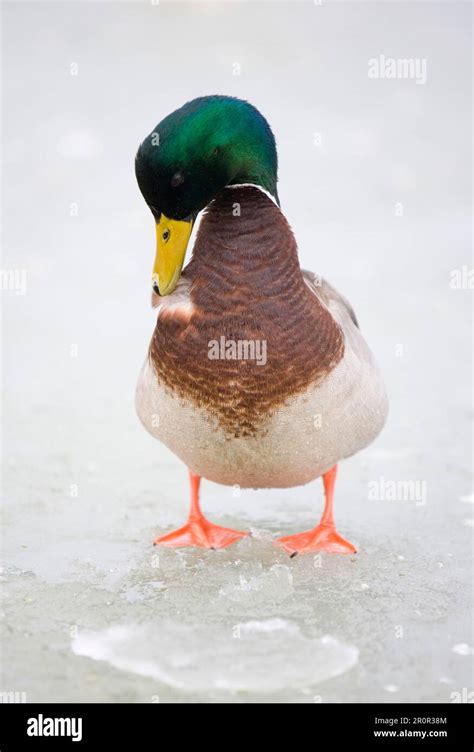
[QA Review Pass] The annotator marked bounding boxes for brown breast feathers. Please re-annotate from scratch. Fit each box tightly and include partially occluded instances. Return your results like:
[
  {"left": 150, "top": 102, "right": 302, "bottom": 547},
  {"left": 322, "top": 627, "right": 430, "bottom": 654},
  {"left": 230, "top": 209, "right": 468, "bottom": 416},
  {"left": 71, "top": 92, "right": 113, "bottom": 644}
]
[{"left": 149, "top": 186, "right": 344, "bottom": 437}]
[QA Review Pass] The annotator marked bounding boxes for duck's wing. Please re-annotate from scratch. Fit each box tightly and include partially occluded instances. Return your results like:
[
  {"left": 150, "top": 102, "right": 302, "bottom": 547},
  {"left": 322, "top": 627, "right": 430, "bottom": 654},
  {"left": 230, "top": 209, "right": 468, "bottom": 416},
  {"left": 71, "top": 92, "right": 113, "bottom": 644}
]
[{"left": 302, "top": 269, "right": 359, "bottom": 329}]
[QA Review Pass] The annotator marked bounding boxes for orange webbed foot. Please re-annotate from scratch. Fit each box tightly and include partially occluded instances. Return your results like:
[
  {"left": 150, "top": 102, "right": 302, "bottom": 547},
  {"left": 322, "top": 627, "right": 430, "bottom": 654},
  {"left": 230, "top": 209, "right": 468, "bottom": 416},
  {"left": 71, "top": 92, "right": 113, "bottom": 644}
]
[
  {"left": 276, "top": 524, "right": 357, "bottom": 557},
  {"left": 276, "top": 464, "right": 358, "bottom": 556},
  {"left": 154, "top": 470, "right": 249, "bottom": 550},
  {"left": 154, "top": 518, "right": 248, "bottom": 550}
]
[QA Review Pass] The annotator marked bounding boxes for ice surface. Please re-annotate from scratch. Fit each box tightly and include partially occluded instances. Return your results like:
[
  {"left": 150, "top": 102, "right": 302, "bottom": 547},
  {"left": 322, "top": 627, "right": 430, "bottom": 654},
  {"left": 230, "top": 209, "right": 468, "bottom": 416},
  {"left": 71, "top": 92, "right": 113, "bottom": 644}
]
[
  {"left": 452, "top": 644, "right": 474, "bottom": 657},
  {"left": 1, "top": 1, "right": 472, "bottom": 703},
  {"left": 2, "top": 530, "right": 472, "bottom": 702},
  {"left": 218, "top": 562, "right": 294, "bottom": 603},
  {"left": 72, "top": 621, "right": 358, "bottom": 693}
]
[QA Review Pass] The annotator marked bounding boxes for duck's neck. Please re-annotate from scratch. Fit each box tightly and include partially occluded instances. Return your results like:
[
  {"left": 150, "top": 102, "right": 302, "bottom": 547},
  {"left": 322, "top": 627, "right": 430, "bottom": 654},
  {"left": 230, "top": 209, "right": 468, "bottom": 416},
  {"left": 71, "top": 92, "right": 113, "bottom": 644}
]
[
  {"left": 185, "top": 186, "right": 305, "bottom": 304},
  {"left": 150, "top": 185, "right": 345, "bottom": 438}
]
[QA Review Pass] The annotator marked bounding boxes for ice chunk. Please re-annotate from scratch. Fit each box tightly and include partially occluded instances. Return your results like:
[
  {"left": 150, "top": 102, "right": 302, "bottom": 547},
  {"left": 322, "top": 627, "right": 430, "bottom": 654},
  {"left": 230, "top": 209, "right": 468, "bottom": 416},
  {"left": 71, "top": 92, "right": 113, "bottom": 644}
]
[
  {"left": 72, "top": 620, "right": 358, "bottom": 693},
  {"left": 452, "top": 643, "right": 474, "bottom": 656},
  {"left": 218, "top": 564, "right": 293, "bottom": 603}
]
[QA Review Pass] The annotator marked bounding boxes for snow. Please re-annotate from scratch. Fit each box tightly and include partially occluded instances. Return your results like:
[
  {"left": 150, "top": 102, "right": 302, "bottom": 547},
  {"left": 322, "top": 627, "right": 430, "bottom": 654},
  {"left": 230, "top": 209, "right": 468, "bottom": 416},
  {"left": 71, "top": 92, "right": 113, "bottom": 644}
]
[{"left": 1, "top": 1, "right": 472, "bottom": 703}]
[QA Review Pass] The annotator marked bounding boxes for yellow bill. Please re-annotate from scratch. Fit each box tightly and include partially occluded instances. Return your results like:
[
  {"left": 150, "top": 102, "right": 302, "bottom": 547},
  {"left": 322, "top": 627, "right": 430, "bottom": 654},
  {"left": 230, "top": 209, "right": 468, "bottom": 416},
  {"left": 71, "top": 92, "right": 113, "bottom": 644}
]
[{"left": 152, "top": 214, "right": 193, "bottom": 296}]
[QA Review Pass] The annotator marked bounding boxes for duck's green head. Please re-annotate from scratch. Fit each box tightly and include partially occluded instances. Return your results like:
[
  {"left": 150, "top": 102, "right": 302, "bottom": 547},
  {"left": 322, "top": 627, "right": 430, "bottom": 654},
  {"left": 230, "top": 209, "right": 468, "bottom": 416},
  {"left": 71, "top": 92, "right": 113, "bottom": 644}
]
[{"left": 135, "top": 95, "right": 279, "bottom": 295}]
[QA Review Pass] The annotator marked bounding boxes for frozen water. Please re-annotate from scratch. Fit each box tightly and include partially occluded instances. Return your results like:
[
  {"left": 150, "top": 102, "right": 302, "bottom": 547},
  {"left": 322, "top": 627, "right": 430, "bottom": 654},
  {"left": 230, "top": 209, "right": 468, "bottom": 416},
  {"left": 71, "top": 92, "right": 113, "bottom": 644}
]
[
  {"left": 1, "top": 1, "right": 472, "bottom": 703},
  {"left": 218, "top": 563, "right": 294, "bottom": 603},
  {"left": 452, "top": 644, "right": 474, "bottom": 657},
  {"left": 1, "top": 530, "right": 472, "bottom": 702},
  {"left": 72, "top": 620, "right": 358, "bottom": 694}
]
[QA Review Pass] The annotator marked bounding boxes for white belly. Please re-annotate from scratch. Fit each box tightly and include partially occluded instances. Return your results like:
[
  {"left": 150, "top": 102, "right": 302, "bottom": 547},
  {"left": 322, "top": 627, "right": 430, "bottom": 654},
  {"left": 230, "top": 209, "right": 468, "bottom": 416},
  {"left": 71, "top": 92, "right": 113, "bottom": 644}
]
[{"left": 135, "top": 326, "right": 388, "bottom": 489}]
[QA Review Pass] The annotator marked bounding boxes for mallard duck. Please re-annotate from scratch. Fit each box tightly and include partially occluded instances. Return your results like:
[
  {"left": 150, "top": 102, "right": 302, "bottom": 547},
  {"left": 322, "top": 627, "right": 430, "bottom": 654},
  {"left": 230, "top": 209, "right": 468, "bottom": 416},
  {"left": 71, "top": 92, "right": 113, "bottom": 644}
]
[{"left": 135, "top": 95, "right": 388, "bottom": 555}]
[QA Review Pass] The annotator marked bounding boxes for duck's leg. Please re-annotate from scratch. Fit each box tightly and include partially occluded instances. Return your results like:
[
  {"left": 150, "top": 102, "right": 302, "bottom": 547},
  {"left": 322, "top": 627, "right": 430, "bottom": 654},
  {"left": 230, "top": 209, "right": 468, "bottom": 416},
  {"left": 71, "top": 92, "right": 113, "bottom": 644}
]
[
  {"left": 153, "top": 470, "right": 249, "bottom": 549},
  {"left": 276, "top": 464, "right": 357, "bottom": 556}
]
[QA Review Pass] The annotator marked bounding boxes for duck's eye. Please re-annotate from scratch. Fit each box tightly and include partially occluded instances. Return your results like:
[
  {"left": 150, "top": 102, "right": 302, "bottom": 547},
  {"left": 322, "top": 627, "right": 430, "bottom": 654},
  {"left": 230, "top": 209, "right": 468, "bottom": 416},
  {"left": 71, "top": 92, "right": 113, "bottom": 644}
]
[
  {"left": 171, "top": 171, "right": 184, "bottom": 188},
  {"left": 162, "top": 229, "right": 171, "bottom": 242}
]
